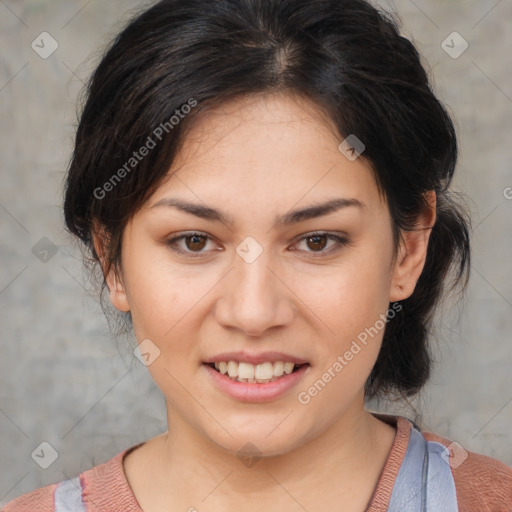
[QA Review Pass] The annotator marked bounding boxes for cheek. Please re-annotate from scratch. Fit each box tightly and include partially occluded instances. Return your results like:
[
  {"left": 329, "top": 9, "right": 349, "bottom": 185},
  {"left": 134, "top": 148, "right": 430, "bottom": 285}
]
[
  {"left": 294, "top": 263, "right": 389, "bottom": 412},
  {"left": 300, "top": 250, "right": 393, "bottom": 336},
  {"left": 126, "top": 268, "right": 194, "bottom": 340},
  {"left": 123, "top": 245, "right": 224, "bottom": 352},
  {"left": 291, "top": 249, "right": 393, "bottom": 398},
  {"left": 120, "top": 243, "right": 185, "bottom": 339}
]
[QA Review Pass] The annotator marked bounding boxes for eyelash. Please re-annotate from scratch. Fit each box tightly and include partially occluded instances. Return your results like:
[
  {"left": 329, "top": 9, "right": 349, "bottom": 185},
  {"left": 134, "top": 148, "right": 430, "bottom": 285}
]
[{"left": 165, "top": 231, "right": 350, "bottom": 258}]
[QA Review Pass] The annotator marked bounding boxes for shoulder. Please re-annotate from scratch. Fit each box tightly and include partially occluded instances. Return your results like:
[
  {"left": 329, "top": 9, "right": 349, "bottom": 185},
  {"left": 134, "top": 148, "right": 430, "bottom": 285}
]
[
  {"left": 423, "top": 429, "right": 512, "bottom": 512},
  {"left": 1, "top": 482, "right": 57, "bottom": 511},
  {"left": 2, "top": 443, "right": 144, "bottom": 512}
]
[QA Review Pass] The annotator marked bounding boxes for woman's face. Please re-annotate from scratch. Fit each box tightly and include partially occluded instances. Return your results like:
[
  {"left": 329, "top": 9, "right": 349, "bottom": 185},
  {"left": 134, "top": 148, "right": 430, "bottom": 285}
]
[{"left": 101, "top": 92, "right": 432, "bottom": 456}]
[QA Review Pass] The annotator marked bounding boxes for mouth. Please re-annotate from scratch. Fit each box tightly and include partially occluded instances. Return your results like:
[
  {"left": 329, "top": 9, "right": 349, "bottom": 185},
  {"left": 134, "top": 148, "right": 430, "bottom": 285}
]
[{"left": 203, "top": 361, "right": 310, "bottom": 384}]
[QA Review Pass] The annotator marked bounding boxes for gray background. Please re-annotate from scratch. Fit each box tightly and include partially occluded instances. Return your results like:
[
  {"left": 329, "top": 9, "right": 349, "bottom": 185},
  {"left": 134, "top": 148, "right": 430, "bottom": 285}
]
[{"left": 1, "top": 0, "right": 511, "bottom": 505}]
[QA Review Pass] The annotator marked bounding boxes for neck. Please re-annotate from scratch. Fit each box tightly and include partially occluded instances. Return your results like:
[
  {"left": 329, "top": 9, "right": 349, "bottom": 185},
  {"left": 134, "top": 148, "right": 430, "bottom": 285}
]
[{"left": 131, "top": 397, "right": 396, "bottom": 510}]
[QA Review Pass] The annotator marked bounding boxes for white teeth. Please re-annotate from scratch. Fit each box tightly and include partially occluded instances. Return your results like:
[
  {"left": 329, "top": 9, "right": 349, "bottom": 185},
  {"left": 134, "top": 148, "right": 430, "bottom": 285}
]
[
  {"left": 273, "top": 361, "right": 284, "bottom": 376},
  {"left": 238, "top": 362, "right": 254, "bottom": 380},
  {"left": 209, "top": 360, "right": 304, "bottom": 383},
  {"left": 227, "top": 361, "right": 238, "bottom": 378},
  {"left": 283, "top": 362, "right": 295, "bottom": 375},
  {"left": 255, "top": 362, "right": 274, "bottom": 380}
]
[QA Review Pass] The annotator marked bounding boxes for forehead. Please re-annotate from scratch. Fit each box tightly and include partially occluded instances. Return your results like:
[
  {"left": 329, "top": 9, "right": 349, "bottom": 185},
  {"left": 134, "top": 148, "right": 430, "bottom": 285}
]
[{"left": 145, "top": 92, "right": 384, "bottom": 221}]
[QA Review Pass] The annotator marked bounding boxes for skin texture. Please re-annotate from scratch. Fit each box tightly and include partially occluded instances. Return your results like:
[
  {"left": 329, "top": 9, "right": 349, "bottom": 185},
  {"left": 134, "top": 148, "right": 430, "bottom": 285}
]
[{"left": 93, "top": 91, "right": 436, "bottom": 511}]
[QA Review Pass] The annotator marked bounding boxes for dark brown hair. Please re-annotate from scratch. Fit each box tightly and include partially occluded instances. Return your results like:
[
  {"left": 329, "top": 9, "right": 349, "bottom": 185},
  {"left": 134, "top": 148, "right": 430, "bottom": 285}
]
[{"left": 63, "top": 0, "right": 471, "bottom": 400}]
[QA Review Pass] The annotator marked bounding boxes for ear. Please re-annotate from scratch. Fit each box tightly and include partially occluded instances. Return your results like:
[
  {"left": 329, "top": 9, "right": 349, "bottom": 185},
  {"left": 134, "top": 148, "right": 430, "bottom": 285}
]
[
  {"left": 390, "top": 190, "right": 436, "bottom": 302},
  {"left": 91, "top": 222, "right": 130, "bottom": 312}
]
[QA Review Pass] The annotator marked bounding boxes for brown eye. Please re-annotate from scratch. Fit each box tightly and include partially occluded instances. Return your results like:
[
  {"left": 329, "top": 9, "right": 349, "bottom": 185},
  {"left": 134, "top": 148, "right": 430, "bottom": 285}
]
[
  {"left": 184, "top": 234, "right": 207, "bottom": 252},
  {"left": 305, "top": 234, "right": 328, "bottom": 252},
  {"left": 166, "top": 232, "right": 214, "bottom": 257},
  {"left": 293, "top": 232, "right": 349, "bottom": 257},
  {"left": 166, "top": 231, "right": 349, "bottom": 259}
]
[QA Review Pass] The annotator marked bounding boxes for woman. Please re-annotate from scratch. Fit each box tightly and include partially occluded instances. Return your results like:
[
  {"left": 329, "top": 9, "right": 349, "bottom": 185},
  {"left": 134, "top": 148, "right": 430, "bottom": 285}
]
[{"left": 4, "top": 0, "right": 511, "bottom": 510}]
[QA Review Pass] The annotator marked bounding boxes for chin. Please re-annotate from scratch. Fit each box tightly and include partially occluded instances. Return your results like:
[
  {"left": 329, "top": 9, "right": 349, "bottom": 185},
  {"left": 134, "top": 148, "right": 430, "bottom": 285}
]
[{"left": 208, "top": 428, "right": 299, "bottom": 460}]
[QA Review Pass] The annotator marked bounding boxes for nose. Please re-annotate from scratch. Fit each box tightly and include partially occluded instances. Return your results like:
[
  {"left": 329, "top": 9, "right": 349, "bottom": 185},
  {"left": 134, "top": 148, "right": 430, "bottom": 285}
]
[{"left": 214, "top": 244, "right": 295, "bottom": 337}]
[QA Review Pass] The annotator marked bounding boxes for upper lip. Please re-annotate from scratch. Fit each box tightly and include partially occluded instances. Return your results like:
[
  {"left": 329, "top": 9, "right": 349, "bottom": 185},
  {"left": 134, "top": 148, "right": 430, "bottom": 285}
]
[{"left": 204, "top": 351, "right": 309, "bottom": 365}]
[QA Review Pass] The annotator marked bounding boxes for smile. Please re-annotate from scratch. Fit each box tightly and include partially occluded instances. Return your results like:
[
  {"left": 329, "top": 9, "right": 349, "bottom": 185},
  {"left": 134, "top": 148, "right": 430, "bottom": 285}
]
[
  {"left": 206, "top": 360, "right": 307, "bottom": 384},
  {"left": 203, "top": 362, "right": 310, "bottom": 402}
]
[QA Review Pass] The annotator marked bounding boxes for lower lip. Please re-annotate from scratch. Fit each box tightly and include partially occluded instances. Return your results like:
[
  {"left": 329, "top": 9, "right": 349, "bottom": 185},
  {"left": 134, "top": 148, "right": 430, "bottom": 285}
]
[{"left": 203, "top": 363, "right": 310, "bottom": 403}]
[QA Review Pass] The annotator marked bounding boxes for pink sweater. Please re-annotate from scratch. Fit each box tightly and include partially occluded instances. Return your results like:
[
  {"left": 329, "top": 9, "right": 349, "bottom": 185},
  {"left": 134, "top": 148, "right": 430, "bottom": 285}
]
[{"left": 3, "top": 414, "right": 512, "bottom": 511}]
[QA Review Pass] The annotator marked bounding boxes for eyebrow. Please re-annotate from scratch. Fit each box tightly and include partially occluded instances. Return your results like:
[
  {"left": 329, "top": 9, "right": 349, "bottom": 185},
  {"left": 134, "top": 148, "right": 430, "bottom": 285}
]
[{"left": 150, "top": 197, "right": 366, "bottom": 227}]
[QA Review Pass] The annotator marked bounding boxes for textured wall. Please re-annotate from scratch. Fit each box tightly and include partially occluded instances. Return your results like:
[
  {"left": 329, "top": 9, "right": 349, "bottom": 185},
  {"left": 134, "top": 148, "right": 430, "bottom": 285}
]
[{"left": 1, "top": 0, "right": 511, "bottom": 505}]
